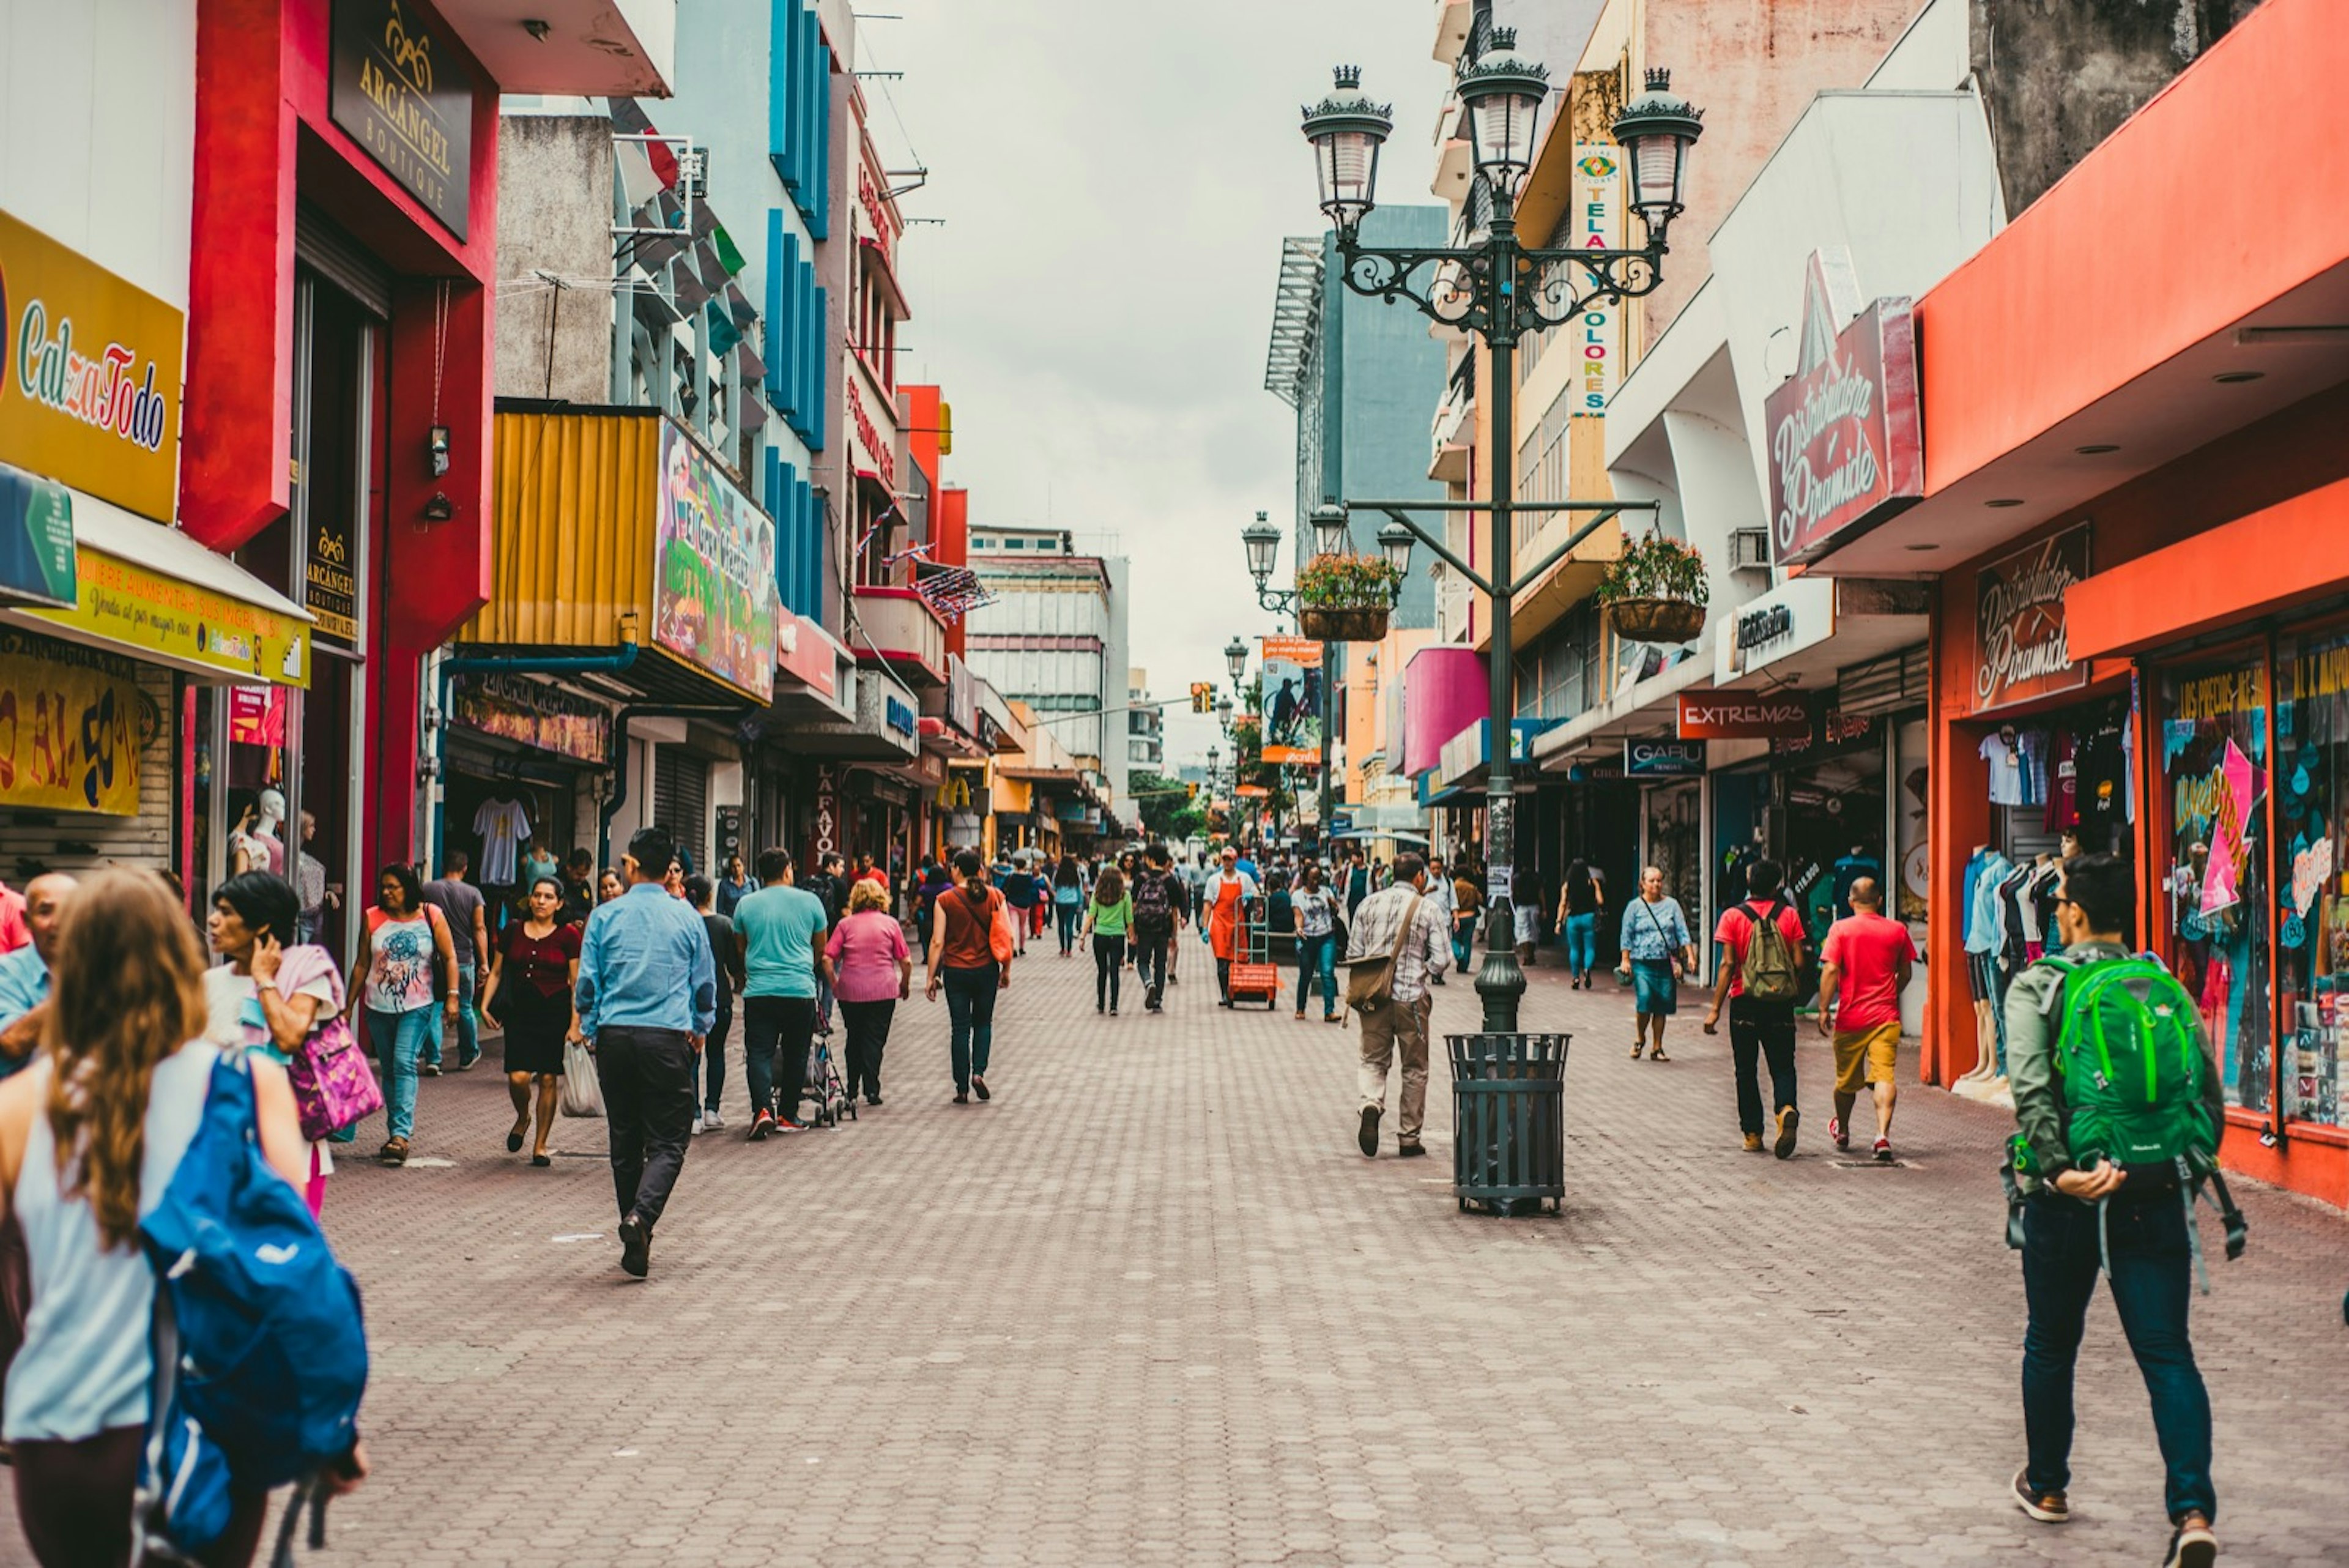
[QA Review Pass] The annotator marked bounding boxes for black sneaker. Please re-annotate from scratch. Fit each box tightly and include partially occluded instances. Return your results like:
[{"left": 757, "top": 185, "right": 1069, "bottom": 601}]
[
  {"left": 617, "top": 1215, "right": 650, "bottom": 1279},
  {"left": 1357, "top": 1105, "right": 1382, "bottom": 1158},
  {"left": 2011, "top": 1466, "right": 2068, "bottom": 1524},
  {"left": 954, "top": 1088, "right": 970, "bottom": 1104},
  {"left": 1397, "top": 1141, "right": 1427, "bottom": 1159},
  {"left": 2161, "top": 1516, "right": 2217, "bottom": 1568}
]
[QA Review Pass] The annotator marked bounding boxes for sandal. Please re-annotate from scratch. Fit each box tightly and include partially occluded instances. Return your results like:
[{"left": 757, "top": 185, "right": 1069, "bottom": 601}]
[
  {"left": 1629, "top": 1042, "right": 1645, "bottom": 1059},
  {"left": 1648, "top": 1048, "right": 1671, "bottom": 1063},
  {"left": 378, "top": 1138, "right": 409, "bottom": 1167},
  {"left": 507, "top": 1119, "right": 528, "bottom": 1154}
]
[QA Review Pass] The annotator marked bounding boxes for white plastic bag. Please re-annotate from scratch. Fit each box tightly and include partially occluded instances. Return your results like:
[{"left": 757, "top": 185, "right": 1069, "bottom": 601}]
[{"left": 559, "top": 1038, "right": 604, "bottom": 1118}]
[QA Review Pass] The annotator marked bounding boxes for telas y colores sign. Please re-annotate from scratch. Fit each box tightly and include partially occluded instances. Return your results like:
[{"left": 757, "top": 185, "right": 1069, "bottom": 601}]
[{"left": 1763, "top": 249, "right": 1923, "bottom": 568}]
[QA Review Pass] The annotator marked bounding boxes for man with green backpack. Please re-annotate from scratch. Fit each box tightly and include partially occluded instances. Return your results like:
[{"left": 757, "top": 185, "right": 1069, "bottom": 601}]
[
  {"left": 1702, "top": 860, "right": 1810, "bottom": 1157},
  {"left": 2004, "top": 853, "right": 2238, "bottom": 1568}
]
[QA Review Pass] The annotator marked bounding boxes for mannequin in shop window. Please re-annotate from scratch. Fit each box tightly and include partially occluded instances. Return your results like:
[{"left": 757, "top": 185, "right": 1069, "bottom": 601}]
[
  {"left": 1831, "top": 844, "right": 1882, "bottom": 922},
  {"left": 231, "top": 788, "right": 288, "bottom": 879},
  {"left": 1959, "top": 843, "right": 2013, "bottom": 1096}
]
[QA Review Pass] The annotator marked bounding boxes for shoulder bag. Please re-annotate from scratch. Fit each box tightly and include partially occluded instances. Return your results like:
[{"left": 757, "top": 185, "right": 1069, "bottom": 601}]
[{"left": 1344, "top": 894, "right": 1425, "bottom": 1016}]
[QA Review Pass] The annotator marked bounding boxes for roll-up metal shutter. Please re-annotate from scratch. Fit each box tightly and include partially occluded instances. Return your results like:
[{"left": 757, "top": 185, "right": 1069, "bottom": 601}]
[
  {"left": 295, "top": 206, "right": 393, "bottom": 319},
  {"left": 1835, "top": 644, "right": 1930, "bottom": 718},
  {"left": 653, "top": 751, "right": 711, "bottom": 875}
]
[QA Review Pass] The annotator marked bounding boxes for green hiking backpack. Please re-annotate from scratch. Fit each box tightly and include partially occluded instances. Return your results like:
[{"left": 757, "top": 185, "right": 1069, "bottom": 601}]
[
  {"left": 2039, "top": 954, "right": 2217, "bottom": 1172},
  {"left": 2002, "top": 952, "right": 2247, "bottom": 1287},
  {"left": 1735, "top": 900, "right": 1802, "bottom": 1003}
]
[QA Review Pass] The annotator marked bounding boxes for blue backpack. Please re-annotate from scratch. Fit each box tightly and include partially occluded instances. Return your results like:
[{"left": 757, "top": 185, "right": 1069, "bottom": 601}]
[{"left": 134, "top": 1051, "right": 368, "bottom": 1556}]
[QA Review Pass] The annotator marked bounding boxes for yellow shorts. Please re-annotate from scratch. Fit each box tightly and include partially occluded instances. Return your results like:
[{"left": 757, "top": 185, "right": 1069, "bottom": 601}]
[{"left": 1833, "top": 1022, "right": 1902, "bottom": 1095}]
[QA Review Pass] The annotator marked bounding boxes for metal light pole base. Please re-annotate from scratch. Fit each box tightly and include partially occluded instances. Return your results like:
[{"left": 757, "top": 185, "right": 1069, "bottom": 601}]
[{"left": 1474, "top": 945, "right": 1526, "bottom": 1035}]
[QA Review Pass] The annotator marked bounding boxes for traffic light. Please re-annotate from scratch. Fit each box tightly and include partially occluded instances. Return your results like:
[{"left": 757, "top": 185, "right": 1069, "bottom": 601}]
[
  {"left": 1190, "top": 682, "right": 1213, "bottom": 713},
  {"left": 1187, "top": 782, "right": 1199, "bottom": 801}
]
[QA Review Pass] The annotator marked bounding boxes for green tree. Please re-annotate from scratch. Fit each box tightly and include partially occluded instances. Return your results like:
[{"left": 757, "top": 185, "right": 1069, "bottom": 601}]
[{"left": 1127, "top": 770, "right": 1209, "bottom": 841}]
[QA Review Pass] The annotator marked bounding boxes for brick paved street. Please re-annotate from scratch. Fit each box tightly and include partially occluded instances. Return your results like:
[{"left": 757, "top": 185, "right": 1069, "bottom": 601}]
[{"left": 15, "top": 947, "right": 2344, "bottom": 1566}]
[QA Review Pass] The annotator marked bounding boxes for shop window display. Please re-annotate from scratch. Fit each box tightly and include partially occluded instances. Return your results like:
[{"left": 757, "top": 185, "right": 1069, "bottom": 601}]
[
  {"left": 2276, "top": 623, "right": 2349, "bottom": 1130},
  {"left": 1960, "top": 697, "right": 2136, "bottom": 1090},
  {"left": 2159, "top": 654, "right": 2271, "bottom": 1113}
]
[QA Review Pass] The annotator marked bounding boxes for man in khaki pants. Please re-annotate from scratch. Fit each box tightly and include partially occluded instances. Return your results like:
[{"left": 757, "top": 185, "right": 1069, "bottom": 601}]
[{"left": 1346, "top": 852, "right": 1449, "bottom": 1158}]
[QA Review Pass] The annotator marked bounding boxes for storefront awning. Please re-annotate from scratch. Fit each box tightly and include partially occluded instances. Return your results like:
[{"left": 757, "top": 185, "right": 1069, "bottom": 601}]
[
  {"left": 2, "top": 488, "right": 313, "bottom": 687},
  {"left": 2066, "top": 470, "right": 2349, "bottom": 661},
  {"left": 1532, "top": 639, "right": 1715, "bottom": 768}
]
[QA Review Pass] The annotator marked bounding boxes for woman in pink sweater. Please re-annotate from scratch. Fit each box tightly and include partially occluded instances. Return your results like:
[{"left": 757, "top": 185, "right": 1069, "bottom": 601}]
[{"left": 824, "top": 879, "right": 913, "bottom": 1106}]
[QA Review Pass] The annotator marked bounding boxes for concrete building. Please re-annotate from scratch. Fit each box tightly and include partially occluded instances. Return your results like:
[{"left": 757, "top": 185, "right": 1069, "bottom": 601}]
[
  {"left": 965, "top": 527, "right": 1133, "bottom": 834},
  {"left": 1127, "top": 669, "right": 1163, "bottom": 773}
]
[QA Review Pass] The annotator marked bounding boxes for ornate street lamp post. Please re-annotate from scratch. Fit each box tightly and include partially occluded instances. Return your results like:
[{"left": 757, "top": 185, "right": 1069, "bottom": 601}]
[{"left": 1298, "top": 40, "right": 1701, "bottom": 1033}]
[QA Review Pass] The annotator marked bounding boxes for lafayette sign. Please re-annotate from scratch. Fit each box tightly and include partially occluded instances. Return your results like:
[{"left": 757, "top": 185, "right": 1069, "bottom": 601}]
[
  {"left": 1764, "top": 250, "right": 1923, "bottom": 567},
  {"left": 1975, "top": 524, "right": 2091, "bottom": 713},
  {"left": 1676, "top": 693, "right": 1814, "bottom": 741}
]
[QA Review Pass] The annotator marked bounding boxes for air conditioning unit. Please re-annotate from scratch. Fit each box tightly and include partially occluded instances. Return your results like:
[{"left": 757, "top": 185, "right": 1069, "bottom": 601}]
[{"left": 1727, "top": 529, "right": 1771, "bottom": 572}]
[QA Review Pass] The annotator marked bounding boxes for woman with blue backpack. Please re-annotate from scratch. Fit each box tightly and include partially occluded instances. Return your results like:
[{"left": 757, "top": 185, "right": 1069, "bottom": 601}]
[{"left": 0, "top": 869, "right": 368, "bottom": 1566}]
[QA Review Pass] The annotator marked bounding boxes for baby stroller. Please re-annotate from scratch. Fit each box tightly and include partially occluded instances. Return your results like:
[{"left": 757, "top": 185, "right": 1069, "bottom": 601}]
[{"left": 802, "top": 1033, "right": 856, "bottom": 1128}]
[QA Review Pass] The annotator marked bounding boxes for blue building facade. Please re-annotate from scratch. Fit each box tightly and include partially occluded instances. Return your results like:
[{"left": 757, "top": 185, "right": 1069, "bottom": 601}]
[
  {"left": 666, "top": 0, "right": 834, "bottom": 625},
  {"left": 1267, "top": 206, "right": 1450, "bottom": 631}
]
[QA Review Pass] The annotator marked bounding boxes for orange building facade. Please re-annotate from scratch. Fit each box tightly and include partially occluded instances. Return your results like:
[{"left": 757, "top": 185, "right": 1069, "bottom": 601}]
[{"left": 1808, "top": 0, "right": 2349, "bottom": 1205}]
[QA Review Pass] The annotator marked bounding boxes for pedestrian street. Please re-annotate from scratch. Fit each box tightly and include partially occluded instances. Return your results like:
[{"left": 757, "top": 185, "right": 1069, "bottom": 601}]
[{"left": 13, "top": 951, "right": 2336, "bottom": 1567}]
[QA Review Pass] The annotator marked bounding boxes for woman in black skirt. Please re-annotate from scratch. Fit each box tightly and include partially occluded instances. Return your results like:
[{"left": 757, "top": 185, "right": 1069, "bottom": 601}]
[{"left": 480, "top": 874, "right": 581, "bottom": 1166}]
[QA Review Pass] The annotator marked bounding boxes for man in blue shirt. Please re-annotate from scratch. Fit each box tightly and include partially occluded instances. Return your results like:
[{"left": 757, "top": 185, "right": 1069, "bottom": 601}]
[
  {"left": 576, "top": 827, "right": 716, "bottom": 1279},
  {"left": 733, "top": 846, "right": 830, "bottom": 1140},
  {"left": 0, "top": 874, "right": 74, "bottom": 1074}
]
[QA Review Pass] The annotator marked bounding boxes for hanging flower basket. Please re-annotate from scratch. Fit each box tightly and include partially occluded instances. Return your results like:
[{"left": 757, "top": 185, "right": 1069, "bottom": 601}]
[
  {"left": 1608, "top": 596, "right": 1707, "bottom": 645},
  {"left": 1297, "top": 605, "right": 1392, "bottom": 642},
  {"left": 1294, "top": 552, "right": 1403, "bottom": 643},
  {"left": 1597, "top": 533, "right": 1709, "bottom": 645}
]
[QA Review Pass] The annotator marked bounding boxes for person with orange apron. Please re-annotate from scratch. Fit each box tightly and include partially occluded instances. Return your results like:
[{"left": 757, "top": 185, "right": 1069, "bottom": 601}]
[{"left": 1201, "top": 846, "right": 1260, "bottom": 1008}]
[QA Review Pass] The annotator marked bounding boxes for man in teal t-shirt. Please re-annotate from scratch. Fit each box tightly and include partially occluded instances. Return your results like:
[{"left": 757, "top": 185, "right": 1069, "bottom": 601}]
[{"left": 732, "top": 848, "right": 830, "bottom": 1138}]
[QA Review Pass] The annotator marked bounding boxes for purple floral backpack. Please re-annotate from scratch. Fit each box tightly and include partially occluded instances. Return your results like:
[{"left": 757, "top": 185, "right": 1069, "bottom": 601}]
[{"left": 271, "top": 945, "right": 383, "bottom": 1141}]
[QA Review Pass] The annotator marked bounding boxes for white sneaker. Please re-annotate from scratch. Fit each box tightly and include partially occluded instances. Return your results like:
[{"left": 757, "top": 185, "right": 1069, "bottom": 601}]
[
  {"left": 702, "top": 1107, "right": 725, "bottom": 1131},
  {"left": 691, "top": 1107, "right": 706, "bottom": 1135}
]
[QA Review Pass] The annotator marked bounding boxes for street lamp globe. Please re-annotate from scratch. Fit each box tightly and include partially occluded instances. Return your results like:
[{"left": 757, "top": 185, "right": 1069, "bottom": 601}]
[
  {"left": 1223, "top": 636, "right": 1250, "bottom": 687},
  {"left": 1301, "top": 66, "right": 1394, "bottom": 238},
  {"left": 1376, "top": 519, "right": 1416, "bottom": 593},
  {"left": 1612, "top": 68, "right": 1704, "bottom": 242},
  {"left": 1241, "top": 512, "right": 1282, "bottom": 588},
  {"left": 1214, "top": 694, "right": 1234, "bottom": 730},
  {"left": 1309, "top": 503, "right": 1350, "bottom": 560},
  {"left": 1453, "top": 28, "right": 1549, "bottom": 203}
]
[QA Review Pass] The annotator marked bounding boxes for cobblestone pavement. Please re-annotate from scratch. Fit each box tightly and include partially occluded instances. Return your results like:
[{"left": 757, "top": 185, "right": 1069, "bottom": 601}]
[{"left": 12, "top": 940, "right": 2345, "bottom": 1566}]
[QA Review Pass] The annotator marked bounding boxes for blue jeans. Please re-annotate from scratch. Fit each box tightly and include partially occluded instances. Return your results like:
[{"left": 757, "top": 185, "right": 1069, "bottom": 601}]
[
  {"left": 1295, "top": 932, "right": 1337, "bottom": 1016},
  {"left": 426, "top": 961, "right": 478, "bottom": 1067},
  {"left": 1451, "top": 921, "right": 1475, "bottom": 975},
  {"left": 942, "top": 962, "right": 998, "bottom": 1090},
  {"left": 2021, "top": 1191, "right": 2215, "bottom": 1523},
  {"left": 367, "top": 1006, "right": 434, "bottom": 1141},
  {"left": 1563, "top": 913, "right": 1597, "bottom": 978},
  {"left": 1055, "top": 901, "right": 1081, "bottom": 953}
]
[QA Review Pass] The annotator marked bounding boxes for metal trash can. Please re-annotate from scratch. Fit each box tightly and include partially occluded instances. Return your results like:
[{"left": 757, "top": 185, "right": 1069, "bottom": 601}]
[{"left": 1448, "top": 1032, "right": 1568, "bottom": 1216}]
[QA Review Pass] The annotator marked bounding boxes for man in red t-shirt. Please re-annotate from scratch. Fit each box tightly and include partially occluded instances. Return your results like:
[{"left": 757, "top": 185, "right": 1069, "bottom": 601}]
[
  {"left": 1702, "top": 860, "right": 1809, "bottom": 1156},
  {"left": 1816, "top": 878, "right": 1916, "bottom": 1162}
]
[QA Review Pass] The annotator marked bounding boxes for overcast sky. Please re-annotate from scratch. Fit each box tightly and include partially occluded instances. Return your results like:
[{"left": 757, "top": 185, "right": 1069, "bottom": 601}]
[{"left": 871, "top": 2, "right": 1450, "bottom": 773}]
